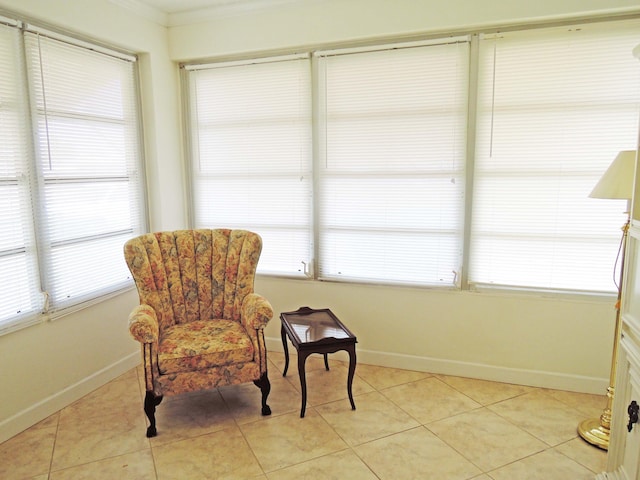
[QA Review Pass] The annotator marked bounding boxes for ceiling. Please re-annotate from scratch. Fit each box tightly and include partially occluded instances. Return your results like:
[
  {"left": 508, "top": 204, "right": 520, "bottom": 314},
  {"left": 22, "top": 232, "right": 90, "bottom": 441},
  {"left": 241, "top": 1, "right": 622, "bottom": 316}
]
[{"left": 114, "top": 0, "right": 302, "bottom": 26}]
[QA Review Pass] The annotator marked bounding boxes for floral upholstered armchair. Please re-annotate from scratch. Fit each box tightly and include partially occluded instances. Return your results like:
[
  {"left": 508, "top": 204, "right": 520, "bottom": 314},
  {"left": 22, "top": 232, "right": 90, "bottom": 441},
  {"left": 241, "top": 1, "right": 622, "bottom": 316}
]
[{"left": 124, "top": 229, "right": 273, "bottom": 437}]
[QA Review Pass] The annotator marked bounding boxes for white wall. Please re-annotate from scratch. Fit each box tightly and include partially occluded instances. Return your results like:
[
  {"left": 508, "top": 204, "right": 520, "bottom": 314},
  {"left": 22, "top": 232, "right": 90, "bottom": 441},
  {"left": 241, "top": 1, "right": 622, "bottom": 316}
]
[
  {"left": 168, "top": 0, "right": 640, "bottom": 60},
  {"left": 0, "top": 0, "right": 185, "bottom": 443},
  {"left": 171, "top": 0, "right": 640, "bottom": 395},
  {"left": 258, "top": 278, "right": 615, "bottom": 392}
]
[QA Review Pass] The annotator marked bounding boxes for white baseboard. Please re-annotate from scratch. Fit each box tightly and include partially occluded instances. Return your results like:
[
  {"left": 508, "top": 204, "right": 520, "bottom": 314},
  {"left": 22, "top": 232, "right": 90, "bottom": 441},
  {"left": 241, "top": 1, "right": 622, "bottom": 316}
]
[
  {"left": 0, "top": 351, "right": 140, "bottom": 444},
  {"left": 266, "top": 337, "right": 608, "bottom": 395},
  {"left": 2, "top": 340, "right": 609, "bottom": 445}
]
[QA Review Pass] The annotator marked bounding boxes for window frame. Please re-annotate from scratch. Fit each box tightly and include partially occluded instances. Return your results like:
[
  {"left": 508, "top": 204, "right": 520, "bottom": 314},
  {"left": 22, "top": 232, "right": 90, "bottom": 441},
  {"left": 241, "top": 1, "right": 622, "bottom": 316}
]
[
  {"left": 183, "top": 54, "right": 314, "bottom": 278},
  {"left": 0, "top": 17, "right": 147, "bottom": 335},
  {"left": 467, "top": 22, "right": 640, "bottom": 294},
  {"left": 314, "top": 38, "right": 470, "bottom": 287},
  {"left": 182, "top": 14, "right": 640, "bottom": 297}
]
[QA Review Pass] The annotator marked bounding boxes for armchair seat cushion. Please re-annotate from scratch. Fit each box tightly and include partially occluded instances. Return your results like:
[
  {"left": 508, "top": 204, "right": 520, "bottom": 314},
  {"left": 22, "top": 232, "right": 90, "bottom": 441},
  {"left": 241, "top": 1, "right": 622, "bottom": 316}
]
[{"left": 158, "top": 319, "right": 255, "bottom": 375}]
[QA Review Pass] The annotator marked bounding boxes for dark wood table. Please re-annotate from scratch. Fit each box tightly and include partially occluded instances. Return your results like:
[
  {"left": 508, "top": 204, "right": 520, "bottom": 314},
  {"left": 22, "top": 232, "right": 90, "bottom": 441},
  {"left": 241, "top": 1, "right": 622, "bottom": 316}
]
[{"left": 280, "top": 306, "right": 358, "bottom": 418}]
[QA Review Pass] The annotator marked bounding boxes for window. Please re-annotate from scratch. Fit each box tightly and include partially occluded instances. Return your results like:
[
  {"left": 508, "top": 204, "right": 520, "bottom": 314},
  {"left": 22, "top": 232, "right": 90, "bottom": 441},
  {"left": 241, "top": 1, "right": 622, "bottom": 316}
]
[
  {"left": 316, "top": 40, "right": 469, "bottom": 286},
  {"left": 0, "top": 19, "right": 145, "bottom": 332},
  {"left": 0, "top": 20, "right": 40, "bottom": 327},
  {"left": 470, "top": 21, "right": 640, "bottom": 292},
  {"left": 184, "top": 17, "right": 640, "bottom": 294},
  {"left": 185, "top": 55, "right": 312, "bottom": 276}
]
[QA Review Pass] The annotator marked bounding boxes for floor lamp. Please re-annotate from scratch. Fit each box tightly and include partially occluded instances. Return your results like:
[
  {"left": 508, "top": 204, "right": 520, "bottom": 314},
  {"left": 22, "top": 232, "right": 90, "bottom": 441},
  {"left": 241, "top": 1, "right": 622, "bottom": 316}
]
[{"left": 578, "top": 150, "right": 636, "bottom": 450}]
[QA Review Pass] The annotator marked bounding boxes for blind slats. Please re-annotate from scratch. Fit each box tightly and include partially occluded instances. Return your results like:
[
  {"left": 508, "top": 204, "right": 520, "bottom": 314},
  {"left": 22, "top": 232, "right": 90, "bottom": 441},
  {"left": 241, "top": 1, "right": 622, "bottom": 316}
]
[
  {"left": 470, "top": 21, "right": 640, "bottom": 292},
  {"left": 317, "top": 41, "right": 469, "bottom": 286},
  {"left": 23, "top": 32, "right": 144, "bottom": 310},
  {"left": 0, "top": 23, "right": 42, "bottom": 327},
  {"left": 188, "top": 57, "right": 313, "bottom": 276},
  {"left": 0, "top": 22, "right": 145, "bottom": 329},
  {"left": 185, "top": 18, "right": 640, "bottom": 293}
]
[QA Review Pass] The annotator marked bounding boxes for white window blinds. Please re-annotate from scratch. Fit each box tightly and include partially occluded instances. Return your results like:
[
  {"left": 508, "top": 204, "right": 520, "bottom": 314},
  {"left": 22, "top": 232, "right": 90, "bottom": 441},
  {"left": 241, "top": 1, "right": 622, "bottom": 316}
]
[
  {"left": 0, "top": 21, "right": 42, "bottom": 327},
  {"left": 0, "top": 20, "right": 145, "bottom": 331},
  {"left": 22, "top": 30, "right": 145, "bottom": 310},
  {"left": 186, "top": 56, "right": 312, "bottom": 276},
  {"left": 316, "top": 40, "right": 469, "bottom": 286},
  {"left": 469, "top": 21, "right": 640, "bottom": 292}
]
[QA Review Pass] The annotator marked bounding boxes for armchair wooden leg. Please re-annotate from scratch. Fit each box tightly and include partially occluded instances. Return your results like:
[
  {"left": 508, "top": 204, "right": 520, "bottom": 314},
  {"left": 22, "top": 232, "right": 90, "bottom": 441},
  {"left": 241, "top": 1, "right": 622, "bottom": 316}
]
[
  {"left": 253, "top": 373, "right": 272, "bottom": 416},
  {"left": 143, "top": 391, "right": 163, "bottom": 438}
]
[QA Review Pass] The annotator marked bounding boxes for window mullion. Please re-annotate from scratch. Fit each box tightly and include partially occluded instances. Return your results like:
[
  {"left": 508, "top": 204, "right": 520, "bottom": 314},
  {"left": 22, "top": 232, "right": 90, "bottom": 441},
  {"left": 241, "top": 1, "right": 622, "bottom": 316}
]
[{"left": 460, "top": 33, "right": 480, "bottom": 290}]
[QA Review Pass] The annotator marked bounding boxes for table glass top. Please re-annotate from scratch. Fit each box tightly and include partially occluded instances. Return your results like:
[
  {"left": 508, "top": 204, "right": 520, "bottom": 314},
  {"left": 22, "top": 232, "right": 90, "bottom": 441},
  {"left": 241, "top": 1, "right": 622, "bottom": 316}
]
[{"left": 282, "top": 310, "right": 353, "bottom": 344}]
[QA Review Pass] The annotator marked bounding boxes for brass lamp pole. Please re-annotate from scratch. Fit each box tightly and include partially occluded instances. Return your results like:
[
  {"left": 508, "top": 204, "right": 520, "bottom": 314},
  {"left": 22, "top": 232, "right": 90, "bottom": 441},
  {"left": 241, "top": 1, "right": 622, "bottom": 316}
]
[
  {"left": 578, "top": 150, "right": 636, "bottom": 450},
  {"left": 578, "top": 218, "right": 629, "bottom": 449}
]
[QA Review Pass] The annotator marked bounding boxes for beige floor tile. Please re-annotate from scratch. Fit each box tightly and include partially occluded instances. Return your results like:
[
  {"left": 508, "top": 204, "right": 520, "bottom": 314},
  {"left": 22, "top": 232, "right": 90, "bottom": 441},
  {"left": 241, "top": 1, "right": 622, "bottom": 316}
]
[
  {"left": 316, "top": 390, "right": 419, "bottom": 446},
  {"left": 436, "top": 374, "right": 534, "bottom": 405},
  {"left": 355, "top": 426, "right": 482, "bottom": 480},
  {"left": 554, "top": 437, "right": 608, "bottom": 474},
  {"left": 219, "top": 374, "right": 300, "bottom": 424},
  {"left": 544, "top": 388, "right": 608, "bottom": 419},
  {"left": 49, "top": 450, "right": 156, "bottom": 479},
  {"left": 51, "top": 409, "right": 149, "bottom": 471},
  {"left": 488, "top": 390, "right": 588, "bottom": 446},
  {"left": 0, "top": 425, "right": 56, "bottom": 479},
  {"left": 32, "top": 412, "right": 60, "bottom": 430},
  {"left": 382, "top": 377, "right": 481, "bottom": 423},
  {"left": 427, "top": 407, "right": 546, "bottom": 472},
  {"left": 115, "top": 367, "right": 140, "bottom": 382},
  {"left": 148, "top": 389, "right": 236, "bottom": 446},
  {"left": 1, "top": 360, "right": 610, "bottom": 479},
  {"left": 59, "top": 374, "right": 143, "bottom": 425},
  {"left": 240, "top": 409, "right": 347, "bottom": 472},
  {"left": 153, "top": 426, "right": 263, "bottom": 480},
  {"left": 355, "top": 363, "right": 431, "bottom": 390},
  {"left": 285, "top": 363, "right": 374, "bottom": 409},
  {"left": 266, "top": 449, "right": 378, "bottom": 480},
  {"left": 488, "top": 449, "right": 596, "bottom": 479}
]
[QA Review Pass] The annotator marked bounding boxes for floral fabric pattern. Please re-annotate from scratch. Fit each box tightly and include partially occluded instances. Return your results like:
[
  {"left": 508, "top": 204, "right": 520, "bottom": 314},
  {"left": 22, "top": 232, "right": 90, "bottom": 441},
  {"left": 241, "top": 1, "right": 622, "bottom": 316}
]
[
  {"left": 158, "top": 362, "right": 261, "bottom": 396},
  {"left": 158, "top": 319, "right": 254, "bottom": 375},
  {"left": 128, "top": 304, "right": 159, "bottom": 343},
  {"left": 123, "top": 229, "right": 273, "bottom": 397}
]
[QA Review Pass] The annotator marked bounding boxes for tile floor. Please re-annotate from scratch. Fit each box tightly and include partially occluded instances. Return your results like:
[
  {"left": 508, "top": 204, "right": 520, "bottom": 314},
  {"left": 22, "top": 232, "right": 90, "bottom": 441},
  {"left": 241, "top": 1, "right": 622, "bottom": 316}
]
[{"left": 1, "top": 352, "right": 608, "bottom": 479}]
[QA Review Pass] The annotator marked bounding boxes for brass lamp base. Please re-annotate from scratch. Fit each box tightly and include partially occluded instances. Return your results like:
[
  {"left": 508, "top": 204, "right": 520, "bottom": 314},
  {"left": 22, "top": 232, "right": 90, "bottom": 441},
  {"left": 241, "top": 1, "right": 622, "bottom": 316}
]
[
  {"left": 578, "top": 385, "right": 613, "bottom": 451},
  {"left": 578, "top": 418, "right": 609, "bottom": 450}
]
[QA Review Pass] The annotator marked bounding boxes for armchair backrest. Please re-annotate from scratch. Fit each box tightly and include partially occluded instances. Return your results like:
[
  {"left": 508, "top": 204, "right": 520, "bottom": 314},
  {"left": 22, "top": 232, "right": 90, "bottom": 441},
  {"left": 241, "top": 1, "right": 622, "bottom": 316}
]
[{"left": 124, "top": 229, "right": 262, "bottom": 332}]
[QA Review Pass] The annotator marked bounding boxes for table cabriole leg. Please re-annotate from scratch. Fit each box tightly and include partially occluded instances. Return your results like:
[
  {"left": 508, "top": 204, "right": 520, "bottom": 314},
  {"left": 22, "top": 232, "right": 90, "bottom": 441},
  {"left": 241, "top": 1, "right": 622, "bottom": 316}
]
[
  {"left": 281, "top": 325, "right": 290, "bottom": 377},
  {"left": 298, "top": 352, "right": 309, "bottom": 418},
  {"left": 347, "top": 345, "right": 357, "bottom": 410}
]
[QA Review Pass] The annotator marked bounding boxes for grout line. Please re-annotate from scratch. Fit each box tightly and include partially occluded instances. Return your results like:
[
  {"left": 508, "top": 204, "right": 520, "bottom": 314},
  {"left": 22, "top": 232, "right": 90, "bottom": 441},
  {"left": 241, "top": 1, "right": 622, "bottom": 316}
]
[
  {"left": 46, "top": 412, "right": 60, "bottom": 479},
  {"left": 5, "top": 364, "right": 606, "bottom": 479}
]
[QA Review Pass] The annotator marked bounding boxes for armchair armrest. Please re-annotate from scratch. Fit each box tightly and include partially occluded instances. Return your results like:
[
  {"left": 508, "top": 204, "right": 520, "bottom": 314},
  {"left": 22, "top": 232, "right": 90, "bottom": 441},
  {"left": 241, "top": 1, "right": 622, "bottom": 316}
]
[
  {"left": 129, "top": 304, "right": 159, "bottom": 343},
  {"left": 242, "top": 293, "right": 274, "bottom": 330}
]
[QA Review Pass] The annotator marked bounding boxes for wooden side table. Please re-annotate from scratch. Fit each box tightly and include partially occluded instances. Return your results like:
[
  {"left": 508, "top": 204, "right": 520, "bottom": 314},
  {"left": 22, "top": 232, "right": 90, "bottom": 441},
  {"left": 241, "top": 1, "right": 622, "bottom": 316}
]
[{"left": 280, "top": 306, "right": 358, "bottom": 418}]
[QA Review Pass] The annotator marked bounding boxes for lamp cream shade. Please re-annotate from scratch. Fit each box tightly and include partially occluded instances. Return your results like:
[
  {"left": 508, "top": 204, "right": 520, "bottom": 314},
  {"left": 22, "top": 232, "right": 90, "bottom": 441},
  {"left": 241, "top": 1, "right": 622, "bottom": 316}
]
[{"left": 589, "top": 150, "right": 636, "bottom": 200}]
